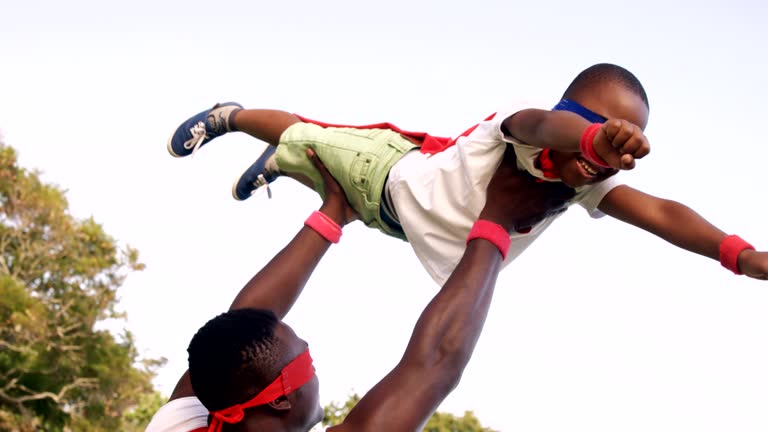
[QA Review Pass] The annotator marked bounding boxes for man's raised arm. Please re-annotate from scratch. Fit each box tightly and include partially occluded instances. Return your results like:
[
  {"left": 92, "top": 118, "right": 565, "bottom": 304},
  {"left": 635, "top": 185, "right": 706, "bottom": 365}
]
[
  {"left": 332, "top": 147, "right": 575, "bottom": 431},
  {"left": 169, "top": 149, "right": 357, "bottom": 400}
]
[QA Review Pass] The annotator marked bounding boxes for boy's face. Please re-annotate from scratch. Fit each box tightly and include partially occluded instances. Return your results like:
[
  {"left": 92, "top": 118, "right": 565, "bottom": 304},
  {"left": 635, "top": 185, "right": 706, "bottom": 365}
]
[{"left": 552, "top": 83, "right": 650, "bottom": 188}]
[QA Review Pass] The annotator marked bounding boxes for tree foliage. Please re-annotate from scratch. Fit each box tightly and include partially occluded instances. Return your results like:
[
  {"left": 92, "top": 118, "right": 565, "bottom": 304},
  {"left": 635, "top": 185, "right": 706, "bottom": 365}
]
[
  {"left": 323, "top": 393, "right": 498, "bottom": 432},
  {"left": 0, "top": 140, "right": 163, "bottom": 431}
]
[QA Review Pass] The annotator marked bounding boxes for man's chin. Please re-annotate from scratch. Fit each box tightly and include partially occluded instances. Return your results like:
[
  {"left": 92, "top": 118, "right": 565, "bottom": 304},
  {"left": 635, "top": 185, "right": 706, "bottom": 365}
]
[{"left": 310, "top": 404, "right": 324, "bottom": 427}]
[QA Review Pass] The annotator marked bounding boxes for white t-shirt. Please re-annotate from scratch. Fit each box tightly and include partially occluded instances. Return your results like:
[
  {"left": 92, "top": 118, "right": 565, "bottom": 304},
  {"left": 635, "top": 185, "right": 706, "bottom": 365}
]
[
  {"left": 387, "top": 107, "right": 620, "bottom": 285},
  {"left": 145, "top": 397, "right": 331, "bottom": 432},
  {"left": 145, "top": 396, "right": 208, "bottom": 432}
]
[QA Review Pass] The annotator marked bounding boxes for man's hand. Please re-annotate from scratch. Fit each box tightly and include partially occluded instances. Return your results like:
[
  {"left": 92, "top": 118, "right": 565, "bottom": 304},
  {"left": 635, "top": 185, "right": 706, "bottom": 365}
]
[
  {"left": 593, "top": 119, "right": 650, "bottom": 170},
  {"left": 738, "top": 249, "right": 768, "bottom": 280},
  {"left": 479, "top": 146, "right": 576, "bottom": 232},
  {"left": 307, "top": 148, "right": 359, "bottom": 227}
]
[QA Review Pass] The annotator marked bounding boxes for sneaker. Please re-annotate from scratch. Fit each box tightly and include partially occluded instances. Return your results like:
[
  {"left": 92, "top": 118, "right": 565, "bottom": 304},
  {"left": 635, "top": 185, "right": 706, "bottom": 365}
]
[
  {"left": 167, "top": 102, "right": 243, "bottom": 157},
  {"left": 232, "top": 145, "right": 280, "bottom": 201}
]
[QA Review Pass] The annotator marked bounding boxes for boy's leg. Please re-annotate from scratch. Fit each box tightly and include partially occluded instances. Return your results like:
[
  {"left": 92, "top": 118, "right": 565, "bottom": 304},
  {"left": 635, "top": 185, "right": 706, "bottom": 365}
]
[
  {"left": 167, "top": 104, "right": 300, "bottom": 157},
  {"left": 279, "top": 124, "right": 416, "bottom": 239},
  {"left": 229, "top": 109, "right": 318, "bottom": 191},
  {"left": 237, "top": 123, "right": 416, "bottom": 239},
  {"left": 168, "top": 104, "right": 414, "bottom": 239},
  {"left": 230, "top": 109, "right": 302, "bottom": 147},
  {"left": 167, "top": 104, "right": 316, "bottom": 188}
]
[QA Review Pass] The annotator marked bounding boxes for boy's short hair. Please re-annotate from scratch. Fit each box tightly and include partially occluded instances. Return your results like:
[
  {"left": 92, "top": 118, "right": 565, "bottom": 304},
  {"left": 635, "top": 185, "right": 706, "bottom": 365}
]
[
  {"left": 564, "top": 63, "right": 649, "bottom": 109},
  {"left": 188, "top": 308, "right": 282, "bottom": 411}
]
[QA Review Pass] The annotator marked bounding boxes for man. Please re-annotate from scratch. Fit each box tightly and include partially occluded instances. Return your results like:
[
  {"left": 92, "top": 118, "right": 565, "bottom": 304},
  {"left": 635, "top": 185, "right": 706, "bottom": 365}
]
[{"left": 146, "top": 148, "right": 573, "bottom": 431}]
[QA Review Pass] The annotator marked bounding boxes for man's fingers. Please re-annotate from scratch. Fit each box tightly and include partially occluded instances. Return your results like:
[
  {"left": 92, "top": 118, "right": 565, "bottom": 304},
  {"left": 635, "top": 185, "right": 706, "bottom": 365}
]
[
  {"left": 307, "top": 148, "right": 331, "bottom": 176},
  {"left": 306, "top": 148, "right": 318, "bottom": 164}
]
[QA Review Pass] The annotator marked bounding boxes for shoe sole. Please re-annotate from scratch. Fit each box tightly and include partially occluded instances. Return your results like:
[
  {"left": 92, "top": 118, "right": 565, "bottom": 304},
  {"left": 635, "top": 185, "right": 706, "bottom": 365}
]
[
  {"left": 231, "top": 145, "right": 276, "bottom": 201},
  {"left": 231, "top": 160, "right": 252, "bottom": 201},
  {"left": 166, "top": 131, "right": 185, "bottom": 158}
]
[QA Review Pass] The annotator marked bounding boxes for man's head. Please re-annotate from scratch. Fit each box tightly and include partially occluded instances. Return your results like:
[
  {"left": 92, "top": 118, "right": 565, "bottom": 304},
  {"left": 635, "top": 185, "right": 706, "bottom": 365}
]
[
  {"left": 550, "top": 63, "right": 650, "bottom": 188},
  {"left": 188, "top": 308, "right": 323, "bottom": 431}
]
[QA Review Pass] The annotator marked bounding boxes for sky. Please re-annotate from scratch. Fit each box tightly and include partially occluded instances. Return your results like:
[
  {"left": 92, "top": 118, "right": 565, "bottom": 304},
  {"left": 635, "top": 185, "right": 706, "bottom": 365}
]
[{"left": 1, "top": 0, "right": 767, "bottom": 431}]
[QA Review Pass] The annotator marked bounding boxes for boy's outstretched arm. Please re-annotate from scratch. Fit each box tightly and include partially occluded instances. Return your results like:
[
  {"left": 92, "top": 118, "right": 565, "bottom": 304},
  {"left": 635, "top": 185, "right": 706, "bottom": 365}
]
[
  {"left": 598, "top": 185, "right": 768, "bottom": 280},
  {"left": 503, "top": 109, "right": 650, "bottom": 170}
]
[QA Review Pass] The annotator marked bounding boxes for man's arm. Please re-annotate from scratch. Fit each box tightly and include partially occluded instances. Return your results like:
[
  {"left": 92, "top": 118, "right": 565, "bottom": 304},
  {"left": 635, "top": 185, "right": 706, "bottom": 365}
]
[
  {"left": 502, "top": 109, "right": 649, "bottom": 170},
  {"left": 229, "top": 149, "right": 358, "bottom": 315},
  {"left": 330, "top": 148, "right": 576, "bottom": 431},
  {"left": 598, "top": 184, "right": 768, "bottom": 279},
  {"left": 169, "top": 149, "right": 357, "bottom": 400}
]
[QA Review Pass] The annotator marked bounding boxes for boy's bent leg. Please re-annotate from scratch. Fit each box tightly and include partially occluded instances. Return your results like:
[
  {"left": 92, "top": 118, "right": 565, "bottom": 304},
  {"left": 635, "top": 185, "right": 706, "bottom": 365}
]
[
  {"left": 167, "top": 105, "right": 299, "bottom": 157},
  {"left": 276, "top": 123, "right": 416, "bottom": 239},
  {"left": 230, "top": 109, "right": 302, "bottom": 146},
  {"left": 167, "top": 102, "right": 243, "bottom": 157}
]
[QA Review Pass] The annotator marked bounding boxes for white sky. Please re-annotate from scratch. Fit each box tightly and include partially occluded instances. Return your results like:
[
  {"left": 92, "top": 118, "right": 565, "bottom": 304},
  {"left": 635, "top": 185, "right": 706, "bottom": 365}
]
[{"left": 2, "top": 0, "right": 767, "bottom": 430}]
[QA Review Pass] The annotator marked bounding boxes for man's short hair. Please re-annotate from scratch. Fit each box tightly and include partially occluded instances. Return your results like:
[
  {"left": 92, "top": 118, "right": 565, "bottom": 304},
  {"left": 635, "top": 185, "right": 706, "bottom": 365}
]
[
  {"left": 188, "top": 308, "right": 282, "bottom": 411},
  {"left": 563, "top": 63, "right": 649, "bottom": 109}
]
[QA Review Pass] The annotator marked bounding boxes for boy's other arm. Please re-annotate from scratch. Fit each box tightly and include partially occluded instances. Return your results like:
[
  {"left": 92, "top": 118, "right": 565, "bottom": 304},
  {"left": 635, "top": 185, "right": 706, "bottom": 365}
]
[{"left": 598, "top": 185, "right": 768, "bottom": 279}]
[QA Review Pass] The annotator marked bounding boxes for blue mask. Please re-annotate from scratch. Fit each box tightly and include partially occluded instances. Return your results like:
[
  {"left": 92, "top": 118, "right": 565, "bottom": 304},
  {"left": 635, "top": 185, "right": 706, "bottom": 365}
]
[{"left": 552, "top": 99, "right": 607, "bottom": 123}]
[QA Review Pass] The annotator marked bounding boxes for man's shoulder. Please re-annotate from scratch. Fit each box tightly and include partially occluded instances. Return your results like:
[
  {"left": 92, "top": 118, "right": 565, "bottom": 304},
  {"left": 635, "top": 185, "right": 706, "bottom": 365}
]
[{"left": 145, "top": 396, "right": 208, "bottom": 432}]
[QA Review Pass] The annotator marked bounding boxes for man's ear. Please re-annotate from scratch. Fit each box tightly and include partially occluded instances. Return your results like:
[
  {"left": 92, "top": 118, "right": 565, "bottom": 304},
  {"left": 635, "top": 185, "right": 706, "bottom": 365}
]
[{"left": 268, "top": 396, "right": 292, "bottom": 411}]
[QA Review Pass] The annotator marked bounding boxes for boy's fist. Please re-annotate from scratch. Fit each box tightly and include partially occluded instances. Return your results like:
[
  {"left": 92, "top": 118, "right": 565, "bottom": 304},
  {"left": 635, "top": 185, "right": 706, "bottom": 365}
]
[
  {"left": 592, "top": 119, "right": 650, "bottom": 170},
  {"left": 738, "top": 249, "right": 768, "bottom": 280}
]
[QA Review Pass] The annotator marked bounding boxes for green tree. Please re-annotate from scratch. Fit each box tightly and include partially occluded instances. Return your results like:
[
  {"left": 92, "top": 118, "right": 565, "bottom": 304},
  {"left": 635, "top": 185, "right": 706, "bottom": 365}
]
[
  {"left": 121, "top": 391, "right": 167, "bottom": 432},
  {"left": 0, "top": 140, "right": 164, "bottom": 431},
  {"left": 323, "top": 393, "right": 498, "bottom": 432}
]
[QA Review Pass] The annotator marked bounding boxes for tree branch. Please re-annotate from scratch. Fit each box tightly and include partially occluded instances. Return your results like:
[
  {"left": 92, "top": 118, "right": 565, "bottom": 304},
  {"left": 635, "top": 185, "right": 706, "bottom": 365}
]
[
  {"left": 0, "top": 340, "right": 33, "bottom": 354},
  {"left": 0, "top": 378, "right": 98, "bottom": 408}
]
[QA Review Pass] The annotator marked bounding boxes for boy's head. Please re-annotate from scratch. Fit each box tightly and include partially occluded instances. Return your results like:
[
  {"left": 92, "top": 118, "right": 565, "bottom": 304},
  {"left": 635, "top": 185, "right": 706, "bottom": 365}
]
[
  {"left": 550, "top": 63, "right": 650, "bottom": 188},
  {"left": 188, "top": 308, "right": 323, "bottom": 431}
]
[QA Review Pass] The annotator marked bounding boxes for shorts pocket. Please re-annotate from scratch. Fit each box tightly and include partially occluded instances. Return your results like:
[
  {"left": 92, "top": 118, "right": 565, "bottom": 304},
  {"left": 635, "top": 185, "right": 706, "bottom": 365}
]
[
  {"left": 386, "top": 134, "right": 418, "bottom": 154},
  {"left": 349, "top": 151, "right": 377, "bottom": 199}
]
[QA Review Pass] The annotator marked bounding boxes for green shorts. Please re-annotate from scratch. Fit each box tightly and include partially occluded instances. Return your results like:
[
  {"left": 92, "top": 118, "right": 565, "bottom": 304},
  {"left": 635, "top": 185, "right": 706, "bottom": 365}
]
[{"left": 276, "top": 122, "right": 417, "bottom": 240}]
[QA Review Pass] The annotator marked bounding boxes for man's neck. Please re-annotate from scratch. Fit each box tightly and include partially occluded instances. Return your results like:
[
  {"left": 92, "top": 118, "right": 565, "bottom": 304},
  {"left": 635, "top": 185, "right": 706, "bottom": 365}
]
[{"left": 230, "top": 414, "right": 309, "bottom": 432}]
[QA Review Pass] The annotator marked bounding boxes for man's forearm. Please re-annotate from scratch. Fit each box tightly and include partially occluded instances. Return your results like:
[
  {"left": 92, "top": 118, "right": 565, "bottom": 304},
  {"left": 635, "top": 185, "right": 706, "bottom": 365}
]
[
  {"left": 229, "top": 204, "right": 345, "bottom": 317},
  {"left": 331, "top": 240, "right": 505, "bottom": 431},
  {"left": 401, "top": 240, "right": 503, "bottom": 382}
]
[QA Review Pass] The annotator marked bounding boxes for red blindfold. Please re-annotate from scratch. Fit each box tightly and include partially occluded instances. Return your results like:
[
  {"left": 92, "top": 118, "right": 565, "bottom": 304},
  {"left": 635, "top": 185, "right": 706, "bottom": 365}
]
[{"left": 207, "top": 349, "right": 315, "bottom": 432}]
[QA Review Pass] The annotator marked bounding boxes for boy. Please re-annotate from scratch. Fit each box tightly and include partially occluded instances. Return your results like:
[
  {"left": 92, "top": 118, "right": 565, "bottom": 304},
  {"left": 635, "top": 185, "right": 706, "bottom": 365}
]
[{"left": 167, "top": 63, "right": 768, "bottom": 283}]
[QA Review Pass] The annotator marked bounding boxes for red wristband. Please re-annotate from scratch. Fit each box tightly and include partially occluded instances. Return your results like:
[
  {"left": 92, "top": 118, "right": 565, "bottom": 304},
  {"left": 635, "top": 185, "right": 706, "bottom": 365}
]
[
  {"left": 304, "top": 211, "right": 342, "bottom": 243},
  {"left": 579, "top": 123, "right": 611, "bottom": 168},
  {"left": 719, "top": 235, "right": 754, "bottom": 275},
  {"left": 466, "top": 220, "right": 511, "bottom": 260}
]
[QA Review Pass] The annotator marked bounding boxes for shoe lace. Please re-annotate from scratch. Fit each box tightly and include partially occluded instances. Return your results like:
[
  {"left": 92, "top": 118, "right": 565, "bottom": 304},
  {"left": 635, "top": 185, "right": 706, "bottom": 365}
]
[
  {"left": 251, "top": 174, "right": 272, "bottom": 199},
  {"left": 183, "top": 121, "right": 207, "bottom": 157}
]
